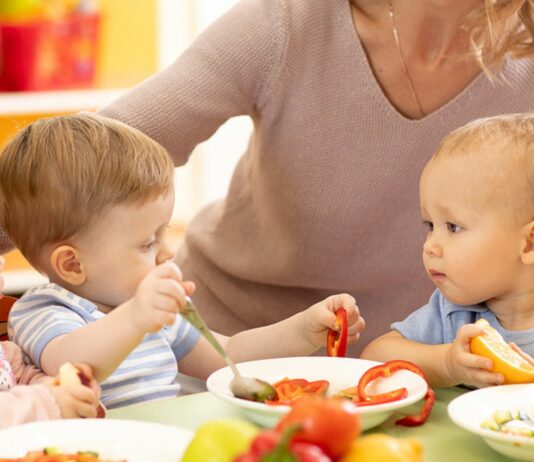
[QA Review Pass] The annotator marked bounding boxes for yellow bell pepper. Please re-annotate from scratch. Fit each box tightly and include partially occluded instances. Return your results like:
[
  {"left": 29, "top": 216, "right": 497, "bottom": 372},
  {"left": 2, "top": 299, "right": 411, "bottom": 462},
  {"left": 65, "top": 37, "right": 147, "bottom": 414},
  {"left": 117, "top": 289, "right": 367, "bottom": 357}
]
[{"left": 339, "top": 433, "right": 423, "bottom": 462}]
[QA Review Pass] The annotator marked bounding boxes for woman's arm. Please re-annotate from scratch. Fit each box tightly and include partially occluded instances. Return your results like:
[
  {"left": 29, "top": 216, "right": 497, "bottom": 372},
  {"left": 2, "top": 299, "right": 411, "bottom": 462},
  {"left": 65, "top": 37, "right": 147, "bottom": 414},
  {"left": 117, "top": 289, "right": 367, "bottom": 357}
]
[{"left": 99, "top": 0, "right": 283, "bottom": 164}]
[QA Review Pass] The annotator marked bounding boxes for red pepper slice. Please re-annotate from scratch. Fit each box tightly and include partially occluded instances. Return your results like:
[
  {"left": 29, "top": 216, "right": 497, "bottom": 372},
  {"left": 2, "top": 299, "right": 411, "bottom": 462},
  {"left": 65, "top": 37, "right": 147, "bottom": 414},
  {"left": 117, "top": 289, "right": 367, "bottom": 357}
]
[
  {"left": 355, "top": 387, "right": 408, "bottom": 406},
  {"left": 327, "top": 308, "right": 348, "bottom": 357},
  {"left": 266, "top": 378, "right": 330, "bottom": 405},
  {"left": 356, "top": 359, "right": 435, "bottom": 426},
  {"left": 395, "top": 388, "right": 436, "bottom": 426}
]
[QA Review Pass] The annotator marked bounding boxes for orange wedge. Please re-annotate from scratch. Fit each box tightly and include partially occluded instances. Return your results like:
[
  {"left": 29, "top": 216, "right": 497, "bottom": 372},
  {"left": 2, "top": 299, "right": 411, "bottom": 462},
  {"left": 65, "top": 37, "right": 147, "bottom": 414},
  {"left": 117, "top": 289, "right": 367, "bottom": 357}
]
[{"left": 470, "top": 319, "right": 534, "bottom": 384}]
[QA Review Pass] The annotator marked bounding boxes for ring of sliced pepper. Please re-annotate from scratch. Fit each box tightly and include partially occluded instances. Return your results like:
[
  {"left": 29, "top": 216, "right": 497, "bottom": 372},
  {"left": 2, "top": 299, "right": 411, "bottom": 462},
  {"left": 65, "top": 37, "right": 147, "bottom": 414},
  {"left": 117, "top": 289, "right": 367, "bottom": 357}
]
[{"left": 357, "top": 359, "right": 436, "bottom": 426}]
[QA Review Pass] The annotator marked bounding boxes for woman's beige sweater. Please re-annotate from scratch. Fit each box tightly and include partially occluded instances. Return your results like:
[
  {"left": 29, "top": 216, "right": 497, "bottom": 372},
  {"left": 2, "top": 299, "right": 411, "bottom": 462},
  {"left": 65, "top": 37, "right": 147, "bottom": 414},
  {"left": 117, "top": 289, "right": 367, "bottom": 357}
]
[{"left": 100, "top": 0, "right": 534, "bottom": 354}]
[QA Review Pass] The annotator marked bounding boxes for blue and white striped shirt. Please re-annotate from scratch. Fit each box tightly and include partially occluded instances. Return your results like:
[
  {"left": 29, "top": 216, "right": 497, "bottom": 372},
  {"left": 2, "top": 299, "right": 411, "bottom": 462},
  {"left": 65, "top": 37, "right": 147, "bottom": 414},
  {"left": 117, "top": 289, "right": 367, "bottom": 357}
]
[{"left": 8, "top": 283, "right": 200, "bottom": 409}]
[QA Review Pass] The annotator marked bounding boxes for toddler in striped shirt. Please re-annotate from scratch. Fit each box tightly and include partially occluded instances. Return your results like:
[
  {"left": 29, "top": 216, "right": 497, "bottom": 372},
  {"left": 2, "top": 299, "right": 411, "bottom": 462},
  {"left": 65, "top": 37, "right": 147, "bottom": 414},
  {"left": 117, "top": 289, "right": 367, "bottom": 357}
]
[
  {"left": 0, "top": 113, "right": 365, "bottom": 409},
  {"left": 0, "top": 257, "right": 100, "bottom": 428}
]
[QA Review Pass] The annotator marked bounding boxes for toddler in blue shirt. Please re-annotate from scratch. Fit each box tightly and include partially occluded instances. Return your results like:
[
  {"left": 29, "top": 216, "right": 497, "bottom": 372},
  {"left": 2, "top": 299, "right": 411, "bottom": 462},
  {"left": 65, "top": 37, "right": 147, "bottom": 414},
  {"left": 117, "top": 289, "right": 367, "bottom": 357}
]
[{"left": 362, "top": 113, "right": 534, "bottom": 388}]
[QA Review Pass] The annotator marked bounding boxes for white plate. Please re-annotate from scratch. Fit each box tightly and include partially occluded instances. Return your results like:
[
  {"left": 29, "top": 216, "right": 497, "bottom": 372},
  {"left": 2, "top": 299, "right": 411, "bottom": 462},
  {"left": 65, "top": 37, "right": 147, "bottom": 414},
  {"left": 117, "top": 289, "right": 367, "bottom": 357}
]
[
  {"left": 0, "top": 419, "right": 193, "bottom": 461},
  {"left": 207, "top": 356, "right": 428, "bottom": 429},
  {"left": 448, "top": 384, "right": 534, "bottom": 461}
]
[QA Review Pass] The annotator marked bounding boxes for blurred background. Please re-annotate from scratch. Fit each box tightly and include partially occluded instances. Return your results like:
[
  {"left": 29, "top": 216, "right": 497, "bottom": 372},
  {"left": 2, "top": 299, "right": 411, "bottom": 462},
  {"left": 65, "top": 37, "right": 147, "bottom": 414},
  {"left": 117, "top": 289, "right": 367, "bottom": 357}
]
[{"left": 0, "top": 0, "right": 252, "bottom": 293}]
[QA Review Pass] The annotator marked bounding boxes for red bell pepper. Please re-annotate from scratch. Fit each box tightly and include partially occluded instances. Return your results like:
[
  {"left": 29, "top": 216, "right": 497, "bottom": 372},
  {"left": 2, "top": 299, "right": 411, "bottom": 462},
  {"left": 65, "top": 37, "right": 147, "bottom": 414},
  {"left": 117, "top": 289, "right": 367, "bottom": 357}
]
[
  {"left": 234, "top": 425, "right": 332, "bottom": 462},
  {"left": 326, "top": 308, "right": 348, "bottom": 357},
  {"left": 355, "top": 387, "right": 408, "bottom": 406},
  {"left": 395, "top": 388, "right": 436, "bottom": 426},
  {"left": 356, "top": 359, "right": 435, "bottom": 426},
  {"left": 266, "top": 378, "right": 329, "bottom": 405}
]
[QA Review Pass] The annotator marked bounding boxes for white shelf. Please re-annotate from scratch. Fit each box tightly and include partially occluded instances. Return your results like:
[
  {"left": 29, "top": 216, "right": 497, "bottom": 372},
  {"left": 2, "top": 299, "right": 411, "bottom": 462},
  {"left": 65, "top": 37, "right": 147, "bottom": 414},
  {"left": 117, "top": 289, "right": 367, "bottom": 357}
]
[
  {"left": 0, "top": 88, "right": 128, "bottom": 116},
  {"left": 3, "top": 269, "right": 48, "bottom": 295}
]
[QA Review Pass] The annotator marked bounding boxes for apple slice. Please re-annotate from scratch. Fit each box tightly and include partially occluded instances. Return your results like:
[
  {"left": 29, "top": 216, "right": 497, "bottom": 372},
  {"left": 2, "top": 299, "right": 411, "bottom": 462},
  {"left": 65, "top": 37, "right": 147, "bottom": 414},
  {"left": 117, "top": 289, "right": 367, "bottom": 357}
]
[
  {"left": 58, "top": 362, "right": 107, "bottom": 418},
  {"left": 58, "top": 362, "right": 91, "bottom": 387}
]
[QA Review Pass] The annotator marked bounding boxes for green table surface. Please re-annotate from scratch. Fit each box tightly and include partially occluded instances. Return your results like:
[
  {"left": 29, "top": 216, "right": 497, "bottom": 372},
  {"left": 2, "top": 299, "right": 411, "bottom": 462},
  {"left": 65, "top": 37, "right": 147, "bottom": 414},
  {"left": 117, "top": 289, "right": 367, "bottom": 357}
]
[{"left": 108, "top": 387, "right": 513, "bottom": 461}]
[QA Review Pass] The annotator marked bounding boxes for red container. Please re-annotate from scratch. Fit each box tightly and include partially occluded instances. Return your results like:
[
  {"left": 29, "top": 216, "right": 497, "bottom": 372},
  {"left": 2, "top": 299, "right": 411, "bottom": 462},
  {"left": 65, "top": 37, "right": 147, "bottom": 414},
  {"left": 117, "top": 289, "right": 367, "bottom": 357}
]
[{"left": 0, "top": 12, "right": 100, "bottom": 91}]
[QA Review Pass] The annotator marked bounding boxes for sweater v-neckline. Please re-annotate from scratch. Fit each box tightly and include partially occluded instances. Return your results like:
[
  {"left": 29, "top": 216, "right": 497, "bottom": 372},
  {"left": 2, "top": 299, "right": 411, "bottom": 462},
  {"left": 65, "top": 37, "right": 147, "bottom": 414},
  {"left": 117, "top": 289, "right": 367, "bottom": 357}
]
[{"left": 341, "top": 0, "right": 490, "bottom": 124}]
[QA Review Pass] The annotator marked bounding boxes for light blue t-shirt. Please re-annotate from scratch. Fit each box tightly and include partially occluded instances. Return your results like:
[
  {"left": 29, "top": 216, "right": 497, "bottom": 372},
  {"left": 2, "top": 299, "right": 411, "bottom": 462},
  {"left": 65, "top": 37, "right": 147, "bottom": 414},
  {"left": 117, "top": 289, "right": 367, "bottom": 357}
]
[
  {"left": 392, "top": 289, "right": 534, "bottom": 357},
  {"left": 8, "top": 283, "right": 200, "bottom": 409}
]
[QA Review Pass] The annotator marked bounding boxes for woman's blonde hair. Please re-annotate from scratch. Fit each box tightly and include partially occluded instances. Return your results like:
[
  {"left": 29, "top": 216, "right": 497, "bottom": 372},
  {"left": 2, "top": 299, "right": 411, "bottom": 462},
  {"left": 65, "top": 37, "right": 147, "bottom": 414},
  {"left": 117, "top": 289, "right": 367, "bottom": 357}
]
[
  {"left": 0, "top": 113, "right": 175, "bottom": 268},
  {"left": 467, "top": 0, "right": 534, "bottom": 69}
]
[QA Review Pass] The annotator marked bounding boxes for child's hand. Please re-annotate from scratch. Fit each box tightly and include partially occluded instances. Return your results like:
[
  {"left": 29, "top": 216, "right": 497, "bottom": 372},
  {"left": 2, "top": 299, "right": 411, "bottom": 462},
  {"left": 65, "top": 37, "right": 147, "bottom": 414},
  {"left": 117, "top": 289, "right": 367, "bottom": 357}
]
[
  {"left": 445, "top": 323, "right": 505, "bottom": 388},
  {"left": 46, "top": 382, "right": 100, "bottom": 418},
  {"left": 129, "top": 262, "right": 194, "bottom": 334},
  {"left": 302, "top": 293, "right": 365, "bottom": 349},
  {"left": 510, "top": 342, "right": 534, "bottom": 367}
]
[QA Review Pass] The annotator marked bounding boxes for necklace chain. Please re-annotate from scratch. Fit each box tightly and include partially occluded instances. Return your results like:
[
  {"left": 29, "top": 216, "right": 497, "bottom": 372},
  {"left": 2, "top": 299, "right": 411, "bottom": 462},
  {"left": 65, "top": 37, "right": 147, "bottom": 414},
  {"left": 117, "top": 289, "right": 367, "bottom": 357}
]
[{"left": 388, "top": 0, "right": 425, "bottom": 118}]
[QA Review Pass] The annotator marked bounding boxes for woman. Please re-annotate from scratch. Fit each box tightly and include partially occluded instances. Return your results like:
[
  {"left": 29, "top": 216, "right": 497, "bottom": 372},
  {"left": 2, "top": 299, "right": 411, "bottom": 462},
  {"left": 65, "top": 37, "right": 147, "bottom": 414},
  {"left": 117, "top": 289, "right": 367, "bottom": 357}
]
[{"left": 99, "top": 0, "right": 534, "bottom": 355}]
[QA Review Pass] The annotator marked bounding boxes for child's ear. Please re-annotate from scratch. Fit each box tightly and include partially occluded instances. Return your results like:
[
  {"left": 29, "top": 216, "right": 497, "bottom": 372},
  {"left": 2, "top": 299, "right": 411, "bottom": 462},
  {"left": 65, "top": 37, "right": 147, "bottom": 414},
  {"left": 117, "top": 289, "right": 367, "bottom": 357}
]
[
  {"left": 50, "top": 245, "right": 86, "bottom": 285},
  {"left": 520, "top": 220, "right": 534, "bottom": 265}
]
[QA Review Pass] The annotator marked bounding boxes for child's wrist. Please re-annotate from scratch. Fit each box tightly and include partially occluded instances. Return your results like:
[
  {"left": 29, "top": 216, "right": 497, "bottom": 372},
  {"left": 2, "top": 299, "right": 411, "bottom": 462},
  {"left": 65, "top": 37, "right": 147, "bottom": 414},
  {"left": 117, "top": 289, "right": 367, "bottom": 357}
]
[{"left": 118, "top": 299, "right": 147, "bottom": 337}]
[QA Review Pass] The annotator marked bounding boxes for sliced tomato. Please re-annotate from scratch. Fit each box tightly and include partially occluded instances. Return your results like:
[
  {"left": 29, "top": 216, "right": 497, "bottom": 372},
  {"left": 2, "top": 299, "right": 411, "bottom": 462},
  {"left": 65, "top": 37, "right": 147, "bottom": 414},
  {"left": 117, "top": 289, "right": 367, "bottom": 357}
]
[{"left": 327, "top": 308, "right": 348, "bottom": 357}]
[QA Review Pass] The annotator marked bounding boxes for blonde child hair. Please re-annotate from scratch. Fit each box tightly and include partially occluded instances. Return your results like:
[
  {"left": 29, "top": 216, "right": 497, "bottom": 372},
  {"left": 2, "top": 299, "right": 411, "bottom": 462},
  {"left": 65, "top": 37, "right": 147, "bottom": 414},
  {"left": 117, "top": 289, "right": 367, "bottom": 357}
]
[
  {"left": 431, "top": 112, "right": 534, "bottom": 219},
  {"left": 0, "top": 113, "right": 175, "bottom": 270}
]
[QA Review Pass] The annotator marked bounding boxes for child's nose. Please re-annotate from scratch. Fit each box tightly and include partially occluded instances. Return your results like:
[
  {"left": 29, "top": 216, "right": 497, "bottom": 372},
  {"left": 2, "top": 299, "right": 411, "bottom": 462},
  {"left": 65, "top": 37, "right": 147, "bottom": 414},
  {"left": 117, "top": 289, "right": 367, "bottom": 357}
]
[
  {"left": 423, "top": 236, "right": 442, "bottom": 257},
  {"left": 156, "top": 241, "right": 177, "bottom": 265}
]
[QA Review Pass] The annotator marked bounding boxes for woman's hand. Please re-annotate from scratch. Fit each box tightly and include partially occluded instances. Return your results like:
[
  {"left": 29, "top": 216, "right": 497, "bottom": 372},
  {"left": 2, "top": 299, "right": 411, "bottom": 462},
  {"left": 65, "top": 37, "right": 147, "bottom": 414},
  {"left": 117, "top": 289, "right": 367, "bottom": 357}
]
[
  {"left": 302, "top": 293, "right": 365, "bottom": 349},
  {"left": 445, "top": 323, "right": 505, "bottom": 388}
]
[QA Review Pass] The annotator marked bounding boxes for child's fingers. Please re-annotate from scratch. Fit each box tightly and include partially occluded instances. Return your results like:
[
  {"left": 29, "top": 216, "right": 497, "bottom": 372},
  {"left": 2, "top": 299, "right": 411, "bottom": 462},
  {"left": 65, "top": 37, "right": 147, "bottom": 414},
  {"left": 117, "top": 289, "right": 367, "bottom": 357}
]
[
  {"left": 156, "top": 279, "right": 188, "bottom": 308},
  {"left": 154, "top": 261, "right": 184, "bottom": 282},
  {"left": 321, "top": 293, "right": 356, "bottom": 313},
  {"left": 457, "top": 350, "right": 493, "bottom": 370},
  {"left": 347, "top": 316, "right": 365, "bottom": 336},
  {"left": 468, "top": 369, "right": 505, "bottom": 388},
  {"left": 182, "top": 280, "right": 196, "bottom": 296},
  {"left": 509, "top": 342, "right": 534, "bottom": 366},
  {"left": 456, "top": 323, "right": 484, "bottom": 343},
  {"left": 75, "top": 401, "right": 98, "bottom": 418},
  {"left": 69, "top": 385, "right": 99, "bottom": 406}
]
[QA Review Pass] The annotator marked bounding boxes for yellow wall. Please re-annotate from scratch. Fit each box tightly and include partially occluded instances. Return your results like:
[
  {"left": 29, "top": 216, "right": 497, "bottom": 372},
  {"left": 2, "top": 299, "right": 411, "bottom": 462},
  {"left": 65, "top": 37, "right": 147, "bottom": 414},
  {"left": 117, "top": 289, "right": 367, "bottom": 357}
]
[
  {"left": 0, "top": 0, "right": 160, "bottom": 272},
  {"left": 96, "top": 0, "right": 158, "bottom": 88}
]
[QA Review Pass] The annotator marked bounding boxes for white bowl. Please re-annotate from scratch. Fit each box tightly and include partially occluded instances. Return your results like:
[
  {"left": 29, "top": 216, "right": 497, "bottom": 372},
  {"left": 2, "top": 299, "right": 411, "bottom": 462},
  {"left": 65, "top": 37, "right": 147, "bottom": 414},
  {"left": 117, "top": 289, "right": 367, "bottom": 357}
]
[
  {"left": 448, "top": 384, "right": 534, "bottom": 461},
  {"left": 0, "top": 419, "right": 193, "bottom": 461},
  {"left": 207, "top": 356, "right": 428, "bottom": 429}
]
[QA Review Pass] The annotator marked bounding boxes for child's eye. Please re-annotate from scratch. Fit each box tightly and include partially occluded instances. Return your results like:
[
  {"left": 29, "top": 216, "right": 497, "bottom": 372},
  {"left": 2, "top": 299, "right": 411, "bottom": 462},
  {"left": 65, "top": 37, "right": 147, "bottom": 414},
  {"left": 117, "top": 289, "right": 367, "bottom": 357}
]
[
  {"left": 143, "top": 240, "right": 156, "bottom": 249},
  {"left": 423, "top": 220, "right": 433, "bottom": 231},
  {"left": 447, "top": 223, "right": 462, "bottom": 233}
]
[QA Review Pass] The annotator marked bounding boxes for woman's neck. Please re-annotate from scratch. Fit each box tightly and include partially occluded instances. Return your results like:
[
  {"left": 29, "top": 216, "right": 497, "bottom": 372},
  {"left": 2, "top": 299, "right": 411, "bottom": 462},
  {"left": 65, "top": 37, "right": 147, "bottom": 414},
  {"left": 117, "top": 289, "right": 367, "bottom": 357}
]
[
  {"left": 353, "top": 0, "right": 482, "bottom": 63},
  {"left": 389, "top": 0, "right": 482, "bottom": 63}
]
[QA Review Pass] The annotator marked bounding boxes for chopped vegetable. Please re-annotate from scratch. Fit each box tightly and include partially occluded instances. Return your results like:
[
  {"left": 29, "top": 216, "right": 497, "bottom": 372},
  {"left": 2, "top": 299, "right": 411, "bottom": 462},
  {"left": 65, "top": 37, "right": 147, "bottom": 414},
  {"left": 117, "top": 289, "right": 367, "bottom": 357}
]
[
  {"left": 356, "top": 360, "right": 435, "bottom": 426},
  {"left": 481, "top": 407, "right": 534, "bottom": 437},
  {"left": 0, "top": 449, "right": 125, "bottom": 461},
  {"left": 327, "top": 308, "right": 348, "bottom": 357},
  {"left": 266, "top": 378, "right": 329, "bottom": 405}
]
